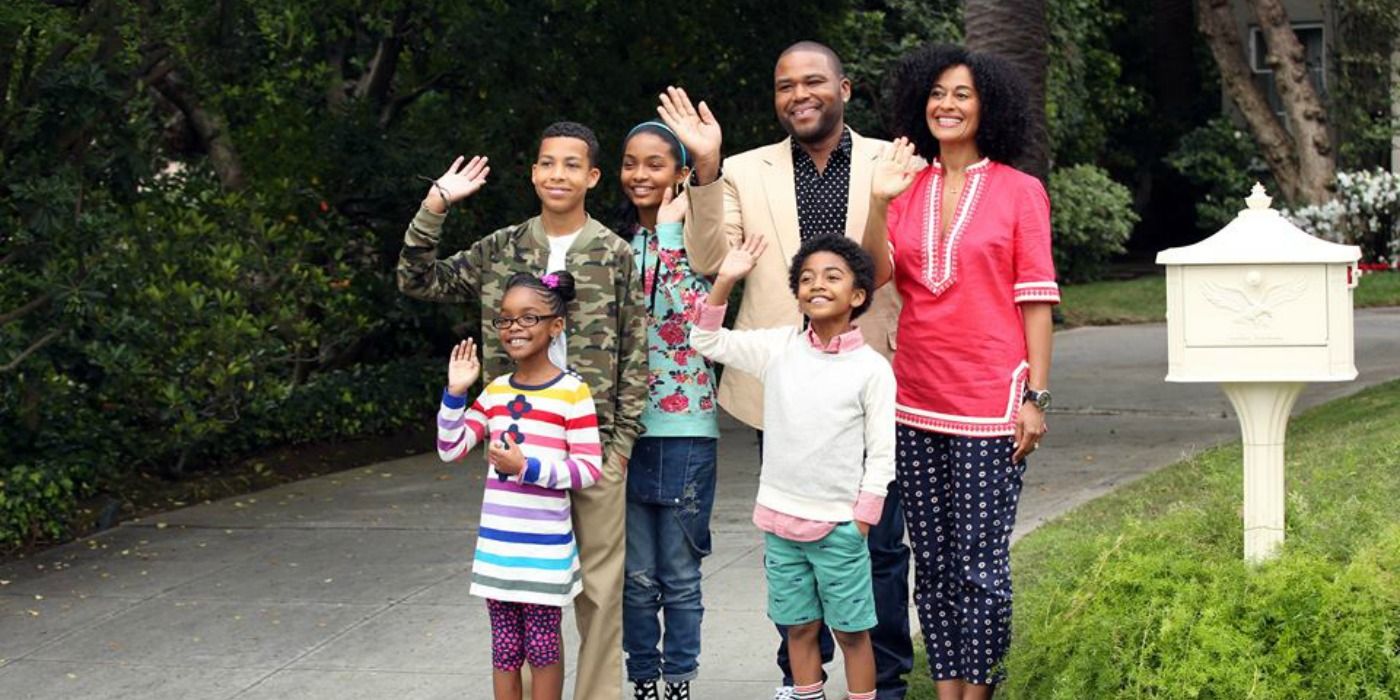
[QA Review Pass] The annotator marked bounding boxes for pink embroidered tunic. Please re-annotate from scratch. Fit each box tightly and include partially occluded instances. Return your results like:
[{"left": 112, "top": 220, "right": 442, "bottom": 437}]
[{"left": 886, "top": 159, "right": 1060, "bottom": 437}]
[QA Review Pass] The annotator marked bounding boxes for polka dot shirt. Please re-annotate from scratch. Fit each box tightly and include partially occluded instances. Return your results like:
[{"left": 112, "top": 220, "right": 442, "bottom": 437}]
[{"left": 792, "top": 128, "right": 853, "bottom": 242}]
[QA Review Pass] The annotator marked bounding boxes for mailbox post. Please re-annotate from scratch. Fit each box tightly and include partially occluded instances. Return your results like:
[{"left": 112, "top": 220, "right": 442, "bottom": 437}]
[{"left": 1156, "top": 184, "right": 1361, "bottom": 563}]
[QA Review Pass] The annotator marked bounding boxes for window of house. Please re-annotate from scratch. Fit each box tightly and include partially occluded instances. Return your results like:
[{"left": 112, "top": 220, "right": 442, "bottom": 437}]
[{"left": 1248, "top": 24, "right": 1327, "bottom": 126}]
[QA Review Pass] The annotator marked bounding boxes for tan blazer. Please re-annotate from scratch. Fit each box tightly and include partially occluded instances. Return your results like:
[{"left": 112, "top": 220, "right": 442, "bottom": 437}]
[{"left": 685, "top": 129, "right": 902, "bottom": 429}]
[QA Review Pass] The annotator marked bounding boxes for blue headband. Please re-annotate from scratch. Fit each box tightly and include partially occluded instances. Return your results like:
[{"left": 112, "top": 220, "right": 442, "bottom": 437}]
[{"left": 626, "top": 121, "right": 689, "bottom": 167}]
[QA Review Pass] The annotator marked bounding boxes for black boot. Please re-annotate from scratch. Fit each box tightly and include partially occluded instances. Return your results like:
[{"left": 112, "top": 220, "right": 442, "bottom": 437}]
[{"left": 664, "top": 680, "right": 691, "bottom": 700}]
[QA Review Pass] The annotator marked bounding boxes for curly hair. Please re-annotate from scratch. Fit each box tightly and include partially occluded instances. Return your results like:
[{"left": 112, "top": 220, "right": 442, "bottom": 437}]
[
  {"left": 504, "top": 271, "right": 577, "bottom": 317},
  {"left": 887, "top": 43, "right": 1030, "bottom": 164},
  {"left": 539, "top": 121, "right": 601, "bottom": 167},
  {"left": 787, "top": 235, "right": 877, "bottom": 319}
]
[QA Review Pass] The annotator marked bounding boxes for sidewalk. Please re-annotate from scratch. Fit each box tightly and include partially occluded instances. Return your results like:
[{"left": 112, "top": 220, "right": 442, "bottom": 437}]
[{"left": 2, "top": 309, "right": 1397, "bottom": 699}]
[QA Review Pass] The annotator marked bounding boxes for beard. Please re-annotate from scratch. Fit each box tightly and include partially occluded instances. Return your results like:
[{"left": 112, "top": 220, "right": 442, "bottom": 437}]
[{"left": 778, "top": 105, "right": 844, "bottom": 145}]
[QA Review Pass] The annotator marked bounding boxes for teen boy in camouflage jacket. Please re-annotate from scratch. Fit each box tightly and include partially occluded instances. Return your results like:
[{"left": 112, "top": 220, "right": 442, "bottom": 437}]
[{"left": 396, "top": 122, "right": 645, "bottom": 699}]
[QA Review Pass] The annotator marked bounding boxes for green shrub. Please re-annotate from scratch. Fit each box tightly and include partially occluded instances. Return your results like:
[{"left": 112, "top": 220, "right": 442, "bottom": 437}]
[
  {"left": 1000, "top": 381, "right": 1400, "bottom": 698},
  {"left": 1165, "top": 116, "right": 1275, "bottom": 233},
  {"left": 1048, "top": 164, "right": 1138, "bottom": 283},
  {"left": 0, "top": 462, "right": 93, "bottom": 545}
]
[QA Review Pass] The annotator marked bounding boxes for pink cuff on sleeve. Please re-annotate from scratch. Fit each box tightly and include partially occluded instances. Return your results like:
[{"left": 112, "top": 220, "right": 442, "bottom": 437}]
[
  {"left": 1013, "top": 282, "right": 1061, "bottom": 304},
  {"left": 695, "top": 297, "right": 728, "bottom": 330},
  {"left": 853, "top": 491, "right": 886, "bottom": 526}
]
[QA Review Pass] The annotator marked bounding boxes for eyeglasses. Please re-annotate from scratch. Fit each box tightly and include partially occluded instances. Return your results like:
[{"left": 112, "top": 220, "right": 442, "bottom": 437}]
[{"left": 491, "top": 313, "right": 559, "bottom": 329}]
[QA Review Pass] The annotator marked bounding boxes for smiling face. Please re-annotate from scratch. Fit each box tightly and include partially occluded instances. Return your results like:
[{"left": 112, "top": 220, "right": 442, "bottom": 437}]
[
  {"left": 619, "top": 131, "right": 688, "bottom": 211},
  {"left": 795, "top": 250, "right": 866, "bottom": 325},
  {"left": 531, "top": 136, "right": 601, "bottom": 215},
  {"left": 925, "top": 64, "right": 982, "bottom": 149},
  {"left": 773, "top": 50, "right": 850, "bottom": 145},
  {"left": 496, "top": 286, "right": 564, "bottom": 363}
]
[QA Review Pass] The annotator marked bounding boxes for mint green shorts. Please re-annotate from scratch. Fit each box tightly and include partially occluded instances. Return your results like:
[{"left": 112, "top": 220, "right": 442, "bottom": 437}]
[{"left": 763, "top": 522, "right": 877, "bottom": 632}]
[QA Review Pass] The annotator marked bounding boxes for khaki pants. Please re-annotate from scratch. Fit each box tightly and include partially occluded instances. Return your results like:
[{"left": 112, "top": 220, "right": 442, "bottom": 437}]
[{"left": 567, "top": 450, "right": 627, "bottom": 698}]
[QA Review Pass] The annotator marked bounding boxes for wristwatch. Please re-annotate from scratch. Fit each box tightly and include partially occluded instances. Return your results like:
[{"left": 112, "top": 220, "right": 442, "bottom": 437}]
[{"left": 1023, "top": 387, "right": 1052, "bottom": 410}]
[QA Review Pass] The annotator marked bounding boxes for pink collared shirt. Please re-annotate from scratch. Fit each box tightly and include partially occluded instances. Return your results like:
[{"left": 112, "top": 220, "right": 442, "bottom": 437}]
[{"left": 694, "top": 308, "right": 886, "bottom": 542}]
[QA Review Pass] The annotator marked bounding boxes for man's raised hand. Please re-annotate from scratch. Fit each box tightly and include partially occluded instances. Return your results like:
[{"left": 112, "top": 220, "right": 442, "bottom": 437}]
[{"left": 657, "top": 86, "right": 722, "bottom": 183}]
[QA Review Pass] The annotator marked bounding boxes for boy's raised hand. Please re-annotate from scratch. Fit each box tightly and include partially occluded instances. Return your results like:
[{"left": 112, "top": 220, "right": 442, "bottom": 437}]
[
  {"left": 446, "top": 339, "right": 480, "bottom": 397},
  {"left": 488, "top": 433, "right": 526, "bottom": 476},
  {"left": 423, "top": 155, "right": 491, "bottom": 214},
  {"left": 717, "top": 234, "right": 768, "bottom": 282},
  {"left": 872, "top": 137, "right": 918, "bottom": 203},
  {"left": 657, "top": 86, "right": 721, "bottom": 183}
]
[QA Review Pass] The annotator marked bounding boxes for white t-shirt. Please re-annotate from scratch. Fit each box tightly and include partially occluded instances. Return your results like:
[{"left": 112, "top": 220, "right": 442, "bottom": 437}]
[{"left": 545, "top": 231, "right": 581, "bottom": 371}]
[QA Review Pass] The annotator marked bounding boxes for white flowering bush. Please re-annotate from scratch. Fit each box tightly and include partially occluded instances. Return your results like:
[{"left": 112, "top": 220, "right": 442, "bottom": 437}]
[{"left": 1285, "top": 168, "right": 1400, "bottom": 264}]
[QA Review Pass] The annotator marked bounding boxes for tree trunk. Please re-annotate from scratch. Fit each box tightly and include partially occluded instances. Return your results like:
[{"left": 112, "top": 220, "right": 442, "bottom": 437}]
[
  {"left": 964, "top": 0, "right": 1051, "bottom": 181},
  {"left": 1252, "top": 0, "right": 1333, "bottom": 202},
  {"left": 1196, "top": 0, "right": 1305, "bottom": 203},
  {"left": 150, "top": 70, "right": 246, "bottom": 190}
]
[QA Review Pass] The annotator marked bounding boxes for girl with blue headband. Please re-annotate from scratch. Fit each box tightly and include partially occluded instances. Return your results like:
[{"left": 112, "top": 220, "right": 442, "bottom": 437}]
[{"left": 615, "top": 120, "right": 719, "bottom": 700}]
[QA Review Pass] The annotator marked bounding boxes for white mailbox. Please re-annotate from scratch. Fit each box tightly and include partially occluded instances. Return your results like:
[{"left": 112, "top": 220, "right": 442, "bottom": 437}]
[{"left": 1156, "top": 183, "right": 1360, "bottom": 562}]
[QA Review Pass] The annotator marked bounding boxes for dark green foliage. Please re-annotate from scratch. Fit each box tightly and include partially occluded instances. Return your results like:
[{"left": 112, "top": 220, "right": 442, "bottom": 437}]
[
  {"left": 1165, "top": 117, "right": 1277, "bottom": 233},
  {"left": 0, "top": 0, "right": 1280, "bottom": 546},
  {"left": 1047, "top": 164, "right": 1137, "bottom": 283},
  {"left": 999, "top": 381, "right": 1400, "bottom": 698}
]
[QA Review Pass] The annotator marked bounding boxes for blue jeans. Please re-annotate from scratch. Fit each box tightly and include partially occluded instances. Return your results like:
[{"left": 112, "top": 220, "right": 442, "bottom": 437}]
[
  {"left": 623, "top": 437, "right": 718, "bottom": 683},
  {"left": 762, "top": 431, "right": 914, "bottom": 699}
]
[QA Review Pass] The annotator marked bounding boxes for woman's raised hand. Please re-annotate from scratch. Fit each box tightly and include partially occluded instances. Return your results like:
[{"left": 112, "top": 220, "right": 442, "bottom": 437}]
[
  {"left": 423, "top": 155, "right": 491, "bottom": 213},
  {"left": 657, "top": 86, "right": 722, "bottom": 170},
  {"left": 872, "top": 137, "right": 919, "bottom": 202},
  {"left": 657, "top": 186, "right": 690, "bottom": 226},
  {"left": 446, "top": 338, "right": 481, "bottom": 397},
  {"left": 716, "top": 234, "right": 767, "bottom": 282}
]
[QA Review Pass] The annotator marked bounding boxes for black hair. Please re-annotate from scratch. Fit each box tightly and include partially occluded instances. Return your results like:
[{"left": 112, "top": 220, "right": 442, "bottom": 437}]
[
  {"left": 539, "top": 121, "right": 601, "bottom": 167},
  {"left": 778, "top": 40, "right": 846, "bottom": 78},
  {"left": 787, "top": 235, "right": 877, "bottom": 319},
  {"left": 612, "top": 123, "right": 690, "bottom": 239},
  {"left": 887, "top": 43, "right": 1030, "bottom": 164},
  {"left": 503, "top": 271, "right": 577, "bottom": 317}
]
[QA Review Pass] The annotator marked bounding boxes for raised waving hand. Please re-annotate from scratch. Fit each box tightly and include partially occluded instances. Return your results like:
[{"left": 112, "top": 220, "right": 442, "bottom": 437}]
[
  {"left": 657, "top": 86, "right": 722, "bottom": 184},
  {"left": 871, "top": 137, "right": 919, "bottom": 203},
  {"left": 422, "top": 155, "right": 491, "bottom": 214},
  {"left": 446, "top": 339, "right": 481, "bottom": 397}
]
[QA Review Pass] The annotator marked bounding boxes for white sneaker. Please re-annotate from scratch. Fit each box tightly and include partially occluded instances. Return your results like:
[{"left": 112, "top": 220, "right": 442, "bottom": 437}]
[{"left": 773, "top": 686, "right": 796, "bottom": 700}]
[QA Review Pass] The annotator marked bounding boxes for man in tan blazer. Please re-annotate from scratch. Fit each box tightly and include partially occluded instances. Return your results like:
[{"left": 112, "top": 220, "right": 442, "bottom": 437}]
[{"left": 658, "top": 41, "right": 912, "bottom": 700}]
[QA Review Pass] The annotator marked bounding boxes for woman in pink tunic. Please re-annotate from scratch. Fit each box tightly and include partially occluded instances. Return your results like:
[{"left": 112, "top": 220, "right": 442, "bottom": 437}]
[{"left": 861, "top": 44, "right": 1058, "bottom": 699}]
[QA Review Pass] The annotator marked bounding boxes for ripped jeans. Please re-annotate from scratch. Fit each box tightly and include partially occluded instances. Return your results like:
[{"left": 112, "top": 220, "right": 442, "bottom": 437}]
[{"left": 623, "top": 436, "right": 718, "bottom": 684}]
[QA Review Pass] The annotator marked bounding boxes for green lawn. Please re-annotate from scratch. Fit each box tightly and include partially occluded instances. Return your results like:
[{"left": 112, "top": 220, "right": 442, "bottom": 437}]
[
  {"left": 1059, "top": 270, "right": 1400, "bottom": 327},
  {"left": 905, "top": 380, "right": 1400, "bottom": 698}
]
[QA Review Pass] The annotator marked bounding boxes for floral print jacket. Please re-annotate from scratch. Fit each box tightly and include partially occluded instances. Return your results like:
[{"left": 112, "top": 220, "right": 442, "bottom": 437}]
[{"left": 630, "top": 222, "right": 719, "bottom": 438}]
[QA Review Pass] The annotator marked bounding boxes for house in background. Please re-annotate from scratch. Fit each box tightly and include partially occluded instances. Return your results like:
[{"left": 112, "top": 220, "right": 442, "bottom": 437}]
[{"left": 1228, "top": 0, "right": 1400, "bottom": 173}]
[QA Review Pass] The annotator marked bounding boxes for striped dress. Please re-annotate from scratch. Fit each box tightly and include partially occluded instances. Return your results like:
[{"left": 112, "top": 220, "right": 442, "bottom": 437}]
[{"left": 437, "top": 371, "right": 603, "bottom": 606}]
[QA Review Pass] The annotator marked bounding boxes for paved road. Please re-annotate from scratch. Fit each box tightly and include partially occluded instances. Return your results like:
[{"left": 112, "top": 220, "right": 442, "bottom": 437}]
[{"left": 2, "top": 308, "right": 1396, "bottom": 699}]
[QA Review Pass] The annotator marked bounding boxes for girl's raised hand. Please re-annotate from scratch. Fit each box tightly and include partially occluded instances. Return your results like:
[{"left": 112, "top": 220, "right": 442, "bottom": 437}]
[
  {"left": 657, "top": 86, "right": 722, "bottom": 166},
  {"left": 446, "top": 339, "right": 480, "bottom": 396},
  {"left": 872, "top": 137, "right": 918, "bottom": 202},
  {"left": 717, "top": 234, "right": 767, "bottom": 282},
  {"left": 656, "top": 186, "right": 689, "bottom": 226},
  {"left": 424, "top": 155, "right": 491, "bottom": 213}
]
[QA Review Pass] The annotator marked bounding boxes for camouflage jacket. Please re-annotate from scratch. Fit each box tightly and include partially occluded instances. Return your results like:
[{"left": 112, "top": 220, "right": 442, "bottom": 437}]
[{"left": 398, "top": 206, "right": 648, "bottom": 460}]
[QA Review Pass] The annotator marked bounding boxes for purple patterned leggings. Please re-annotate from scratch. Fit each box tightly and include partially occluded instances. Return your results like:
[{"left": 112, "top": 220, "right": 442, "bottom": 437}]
[{"left": 486, "top": 599, "right": 563, "bottom": 671}]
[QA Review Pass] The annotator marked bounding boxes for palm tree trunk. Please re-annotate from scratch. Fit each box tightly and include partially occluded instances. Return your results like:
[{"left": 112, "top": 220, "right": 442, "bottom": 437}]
[{"left": 964, "top": 0, "right": 1051, "bottom": 181}]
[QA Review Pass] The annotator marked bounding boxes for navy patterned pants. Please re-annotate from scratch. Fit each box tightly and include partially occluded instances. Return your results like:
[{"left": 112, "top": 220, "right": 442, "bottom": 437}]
[{"left": 896, "top": 425, "right": 1024, "bottom": 685}]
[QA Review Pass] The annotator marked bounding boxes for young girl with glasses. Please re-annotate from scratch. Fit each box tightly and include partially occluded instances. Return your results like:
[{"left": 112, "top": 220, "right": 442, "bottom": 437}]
[{"left": 436, "top": 270, "right": 602, "bottom": 700}]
